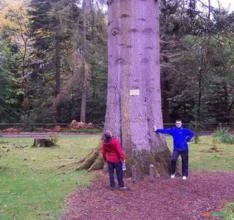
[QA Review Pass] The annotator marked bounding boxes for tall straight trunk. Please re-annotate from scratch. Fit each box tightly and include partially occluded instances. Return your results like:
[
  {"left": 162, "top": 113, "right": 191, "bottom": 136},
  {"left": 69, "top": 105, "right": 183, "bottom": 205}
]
[
  {"left": 55, "top": 38, "right": 61, "bottom": 96},
  {"left": 223, "top": 83, "right": 230, "bottom": 123},
  {"left": 197, "top": 69, "right": 202, "bottom": 122},
  {"left": 208, "top": 0, "right": 211, "bottom": 21},
  {"left": 80, "top": 0, "right": 88, "bottom": 123},
  {"left": 162, "top": 77, "right": 170, "bottom": 123},
  {"left": 21, "top": 37, "right": 28, "bottom": 77},
  {"left": 105, "top": 0, "right": 171, "bottom": 177},
  {"left": 80, "top": 57, "right": 87, "bottom": 122},
  {"left": 55, "top": 28, "right": 61, "bottom": 122}
]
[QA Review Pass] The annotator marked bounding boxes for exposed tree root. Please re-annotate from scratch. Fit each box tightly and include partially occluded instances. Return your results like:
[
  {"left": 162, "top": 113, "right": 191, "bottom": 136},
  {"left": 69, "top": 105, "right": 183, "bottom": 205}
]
[{"left": 76, "top": 143, "right": 104, "bottom": 171}]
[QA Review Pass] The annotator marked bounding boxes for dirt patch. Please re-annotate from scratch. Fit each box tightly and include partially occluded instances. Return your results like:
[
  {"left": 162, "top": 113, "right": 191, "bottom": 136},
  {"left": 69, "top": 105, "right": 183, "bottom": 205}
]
[
  {"left": 63, "top": 171, "right": 234, "bottom": 220},
  {"left": 200, "top": 147, "right": 222, "bottom": 153}
]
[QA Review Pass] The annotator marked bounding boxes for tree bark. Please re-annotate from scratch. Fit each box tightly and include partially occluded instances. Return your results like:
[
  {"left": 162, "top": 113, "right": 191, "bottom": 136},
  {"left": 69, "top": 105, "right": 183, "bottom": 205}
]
[
  {"left": 106, "top": 0, "right": 170, "bottom": 177},
  {"left": 78, "top": 0, "right": 171, "bottom": 178},
  {"left": 55, "top": 27, "right": 62, "bottom": 122},
  {"left": 80, "top": 0, "right": 89, "bottom": 123}
]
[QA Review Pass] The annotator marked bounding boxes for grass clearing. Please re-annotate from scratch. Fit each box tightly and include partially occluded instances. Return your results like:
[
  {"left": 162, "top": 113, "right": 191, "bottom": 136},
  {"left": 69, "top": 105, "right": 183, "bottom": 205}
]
[
  {"left": 0, "top": 135, "right": 100, "bottom": 220},
  {"left": 166, "top": 135, "right": 234, "bottom": 171},
  {"left": 0, "top": 134, "right": 234, "bottom": 219}
]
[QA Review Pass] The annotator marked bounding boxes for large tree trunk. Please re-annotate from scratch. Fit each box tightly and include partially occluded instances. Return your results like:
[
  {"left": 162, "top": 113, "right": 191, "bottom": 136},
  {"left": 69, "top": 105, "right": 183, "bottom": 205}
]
[
  {"left": 106, "top": 0, "right": 170, "bottom": 177},
  {"left": 78, "top": 0, "right": 171, "bottom": 178}
]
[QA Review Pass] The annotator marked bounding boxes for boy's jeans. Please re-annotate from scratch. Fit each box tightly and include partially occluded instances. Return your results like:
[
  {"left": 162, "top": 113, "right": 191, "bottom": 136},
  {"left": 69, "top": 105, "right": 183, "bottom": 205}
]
[
  {"left": 107, "top": 162, "right": 124, "bottom": 188},
  {"left": 171, "top": 150, "right": 189, "bottom": 177}
]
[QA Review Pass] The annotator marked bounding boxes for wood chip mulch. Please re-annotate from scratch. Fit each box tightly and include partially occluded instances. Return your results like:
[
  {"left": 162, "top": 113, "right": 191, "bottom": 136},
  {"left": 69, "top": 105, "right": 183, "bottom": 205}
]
[{"left": 63, "top": 171, "right": 234, "bottom": 220}]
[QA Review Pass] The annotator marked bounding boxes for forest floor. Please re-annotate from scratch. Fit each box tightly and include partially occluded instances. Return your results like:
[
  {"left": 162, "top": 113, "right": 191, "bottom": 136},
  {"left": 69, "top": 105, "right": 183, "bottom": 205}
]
[{"left": 63, "top": 171, "right": 234, "bottom": 220}]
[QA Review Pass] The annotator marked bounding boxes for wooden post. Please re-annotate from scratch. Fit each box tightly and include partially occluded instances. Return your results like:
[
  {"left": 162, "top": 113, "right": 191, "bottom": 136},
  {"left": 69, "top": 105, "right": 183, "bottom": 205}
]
[{"left": 149, "top": 164, "right": 155, "bottom": 182}]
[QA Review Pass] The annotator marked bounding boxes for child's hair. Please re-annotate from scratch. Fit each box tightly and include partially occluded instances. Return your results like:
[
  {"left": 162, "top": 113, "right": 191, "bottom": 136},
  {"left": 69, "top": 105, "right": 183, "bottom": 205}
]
[{"left": 103, "top": 130, "right": 113, "bottom": 143}]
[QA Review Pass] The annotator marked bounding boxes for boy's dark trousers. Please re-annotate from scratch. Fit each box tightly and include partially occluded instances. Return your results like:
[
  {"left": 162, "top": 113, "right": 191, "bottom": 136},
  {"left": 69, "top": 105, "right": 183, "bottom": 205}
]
[
  {"left": 107, "top": 162, "right": 124, "bottom": 188},
  {"left": 171, "top": 150, "right": 189, "bottom": 177}
]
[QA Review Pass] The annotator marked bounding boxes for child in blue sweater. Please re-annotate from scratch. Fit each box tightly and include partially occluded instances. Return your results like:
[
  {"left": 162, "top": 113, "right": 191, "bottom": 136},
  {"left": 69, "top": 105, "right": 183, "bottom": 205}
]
[{"left": 154, "top": 120, "right": 194, "bottom": 180}]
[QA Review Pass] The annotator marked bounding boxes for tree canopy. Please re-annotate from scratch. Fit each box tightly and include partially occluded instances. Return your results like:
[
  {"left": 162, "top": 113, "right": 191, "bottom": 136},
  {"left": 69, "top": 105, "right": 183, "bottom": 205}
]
[{"left": 0, "top": 0, "right": 233, "bottom": 129}]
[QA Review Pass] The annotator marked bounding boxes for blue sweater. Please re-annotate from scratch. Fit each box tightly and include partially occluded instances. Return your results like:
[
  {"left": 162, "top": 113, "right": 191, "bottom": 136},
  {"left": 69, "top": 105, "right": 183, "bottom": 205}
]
[{"left": 156, "top": 127, "right": 194, "bottom": 151}]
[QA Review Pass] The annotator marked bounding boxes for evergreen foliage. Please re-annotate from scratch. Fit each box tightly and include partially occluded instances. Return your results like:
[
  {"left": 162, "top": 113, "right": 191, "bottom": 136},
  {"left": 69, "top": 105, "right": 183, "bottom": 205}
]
[
  {"left": 0, "top": 0, "right": 233, "bottom": 127},
  {"left": 0, "top": 34, "right": 22, "bottom": 122}
]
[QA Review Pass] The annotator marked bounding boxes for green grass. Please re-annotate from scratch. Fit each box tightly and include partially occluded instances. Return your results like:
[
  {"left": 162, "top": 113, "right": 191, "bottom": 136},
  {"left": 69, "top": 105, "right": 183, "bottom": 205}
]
[
  {"left": 1, "top": 135, "right": 234, "bottom": 219},
  {"left": 166, "top": 135, "right": 234, "bottom": 171},
  {"left": 0, "top": 135, "right": 100, "bottom": 220},
  {"left": 211, "top": 203, "right": 234, "bottom": 219}
]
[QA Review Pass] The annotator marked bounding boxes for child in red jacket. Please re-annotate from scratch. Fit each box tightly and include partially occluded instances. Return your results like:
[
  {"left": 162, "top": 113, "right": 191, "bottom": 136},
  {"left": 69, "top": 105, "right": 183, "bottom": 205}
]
[{"left": 102, "top": 130, "right": 127, "bottom": 190}]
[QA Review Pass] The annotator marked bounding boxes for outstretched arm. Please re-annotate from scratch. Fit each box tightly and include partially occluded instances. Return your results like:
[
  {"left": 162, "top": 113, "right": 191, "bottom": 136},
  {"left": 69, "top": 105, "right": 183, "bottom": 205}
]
[{"left": 153, "top": 125, "right": 173, "bottom": 135}]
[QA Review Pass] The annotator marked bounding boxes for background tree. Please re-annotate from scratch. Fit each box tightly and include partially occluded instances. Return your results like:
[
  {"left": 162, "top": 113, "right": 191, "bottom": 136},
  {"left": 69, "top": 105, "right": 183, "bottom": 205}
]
[
  {"left": 29, "top": 0, "right": 70, "bottom": 123},
  {"left": 0, "top": 0, "right": 233, "bottom": 129},
  {"left": 0, "top": 0, "right": 30, "bottom": 123},
  {"left": 160, "top": 0, "right": 234, "bottom": 128},
  {"left": 0, "top": 35, "right": 21, "bottom": 122},
  {"left": 28, "top": 0, "right": 107, "bottom": 125}
]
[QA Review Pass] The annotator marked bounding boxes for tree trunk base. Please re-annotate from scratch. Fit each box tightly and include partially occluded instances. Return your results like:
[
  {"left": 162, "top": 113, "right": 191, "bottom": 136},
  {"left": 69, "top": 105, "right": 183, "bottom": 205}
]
[
  {"left": 77, "top": 144, "right": 171, "bottom": 180},
  {"left": 126, "top": 147, "right": 171, "bottom": 180}
]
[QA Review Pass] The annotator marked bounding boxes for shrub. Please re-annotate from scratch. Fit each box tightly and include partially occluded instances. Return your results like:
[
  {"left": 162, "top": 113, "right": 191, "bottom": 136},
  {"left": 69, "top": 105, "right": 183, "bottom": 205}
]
[
  {"left": 226, "top": 203, "right": 234, "bottom": 219},
  {"left": 213, "top": 127, "right": 234, "bottom": 144}
]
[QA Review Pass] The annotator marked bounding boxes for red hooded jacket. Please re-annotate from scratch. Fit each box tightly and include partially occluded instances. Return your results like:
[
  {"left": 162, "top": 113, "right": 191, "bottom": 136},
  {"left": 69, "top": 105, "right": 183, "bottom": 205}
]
[{"left": 102, "top": 137, "right": 125, "bottom": 163}]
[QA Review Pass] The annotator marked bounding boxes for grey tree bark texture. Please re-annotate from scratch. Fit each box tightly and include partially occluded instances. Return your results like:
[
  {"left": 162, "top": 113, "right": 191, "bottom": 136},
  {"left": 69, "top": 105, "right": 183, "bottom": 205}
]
[
  {"left": 105, "top": 0, "right": 171, "bottom": 177},
  {"left": 78, "top": 0, "right": 171, "bottom": 178}
]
